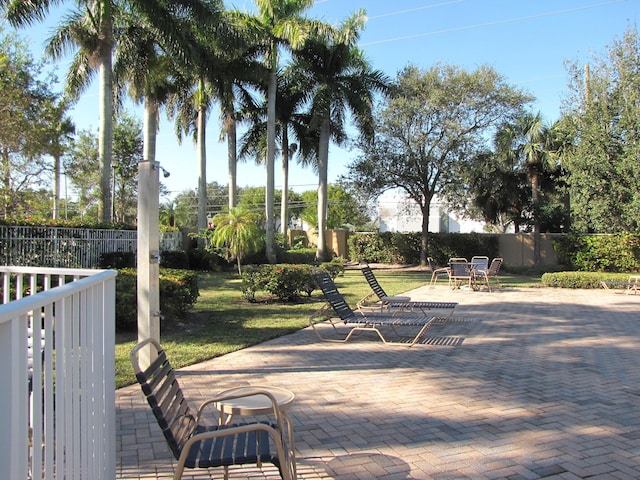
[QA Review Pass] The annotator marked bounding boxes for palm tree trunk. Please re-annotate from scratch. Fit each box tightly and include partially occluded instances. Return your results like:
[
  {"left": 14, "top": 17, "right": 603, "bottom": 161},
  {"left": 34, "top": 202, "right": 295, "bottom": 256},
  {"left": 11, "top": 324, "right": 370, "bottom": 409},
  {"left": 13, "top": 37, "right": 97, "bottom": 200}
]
[
  {"left": 531, "top": 172, "right": 541, "bottom": 265},
  {"left": 280, "top": 127, "right": 289, "bottom": 241},
  {"left": 98, "top": 51, "right": 113, "bottom": 223},
  {"left": 265, "top": 70, "right": 277, "bottom": 263},
  {"left": 316, "top": 117, "right": 331, "bottom": 261},
  {"left": 226, "top": 112, "right": 237, "bottom": 209},
  {"left": 197, "top": 104, "right": 208, "bottom": 232}
]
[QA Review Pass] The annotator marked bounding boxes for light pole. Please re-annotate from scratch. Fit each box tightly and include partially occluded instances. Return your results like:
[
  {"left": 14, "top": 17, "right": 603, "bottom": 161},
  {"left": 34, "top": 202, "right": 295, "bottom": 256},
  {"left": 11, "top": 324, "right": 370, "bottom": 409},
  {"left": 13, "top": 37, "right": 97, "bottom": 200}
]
[{"left": 111, "top": 159, "right": 119, "bottom": 223}]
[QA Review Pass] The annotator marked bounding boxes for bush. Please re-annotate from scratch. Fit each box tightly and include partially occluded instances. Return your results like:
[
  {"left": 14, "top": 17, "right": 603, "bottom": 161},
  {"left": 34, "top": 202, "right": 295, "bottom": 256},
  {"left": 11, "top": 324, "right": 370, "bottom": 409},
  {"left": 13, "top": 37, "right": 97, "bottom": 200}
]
[
  {"left": 99, "top": 251, "right": 135, "bottom": 269},
  {"left": 541, "top": 271, "right": 631, "bottom": 289},
  {"left": 188, "top": 248, "right": 226, "bottom": 271},
  {"left": 553, "top": 234, "right": 640, "bottom": 272},
  {"left": 241, "top": 264, "right": 318, "bottom": 301},
  {"left": 263, "top": 265, "right": 313, "bottom": 301},
  {"left": 160, "top": 250, "right": 189, "bottom": 269},
  {"left": 349, "top": 232, "right": 499, "bottom": 265},
  {"left": 320, "top": 257, "right": 346, "bottom": 279},
  {"left": 115, "top": 268, "right": 199, "bottom": 331},
  {"left": 278, "top": 248, "right": 316, "bottom": 264}
]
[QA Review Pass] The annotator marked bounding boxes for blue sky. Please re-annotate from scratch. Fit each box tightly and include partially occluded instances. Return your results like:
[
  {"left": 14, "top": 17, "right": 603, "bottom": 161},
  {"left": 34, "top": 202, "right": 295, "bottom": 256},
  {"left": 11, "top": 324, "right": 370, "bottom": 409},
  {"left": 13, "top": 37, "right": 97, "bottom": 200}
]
[{"left": 8, "top": 0, "right": 640, "bottom": 201}]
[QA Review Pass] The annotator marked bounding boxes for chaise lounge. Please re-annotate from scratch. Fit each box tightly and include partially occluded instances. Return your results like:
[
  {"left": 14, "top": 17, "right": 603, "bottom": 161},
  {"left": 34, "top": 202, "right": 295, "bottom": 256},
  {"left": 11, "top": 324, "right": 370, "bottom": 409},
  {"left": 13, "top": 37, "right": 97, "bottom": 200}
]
[
  {"left": 358, "top": 262, "right": 457, "bottom": 316},
  {"left": 311, "top": 270, "right": 440, "bottom": 346}
]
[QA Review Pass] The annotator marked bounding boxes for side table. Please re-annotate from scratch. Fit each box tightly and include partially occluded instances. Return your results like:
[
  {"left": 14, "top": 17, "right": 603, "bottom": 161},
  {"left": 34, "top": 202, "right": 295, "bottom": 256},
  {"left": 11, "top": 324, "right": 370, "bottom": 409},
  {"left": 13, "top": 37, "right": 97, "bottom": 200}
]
[{"left": 215, "top": 386, "right": 296, "bottom": 478}]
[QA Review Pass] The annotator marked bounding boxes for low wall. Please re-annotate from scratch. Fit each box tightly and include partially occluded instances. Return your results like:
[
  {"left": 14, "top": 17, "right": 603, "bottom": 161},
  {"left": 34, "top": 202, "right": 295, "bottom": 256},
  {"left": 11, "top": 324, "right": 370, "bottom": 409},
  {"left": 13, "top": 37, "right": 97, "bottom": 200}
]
[
  {"left": 290, "top": 229, "right": 560, "bottom": 267},
  {"left": 496, "top": 233, "right": 560, "bottom": 266}
]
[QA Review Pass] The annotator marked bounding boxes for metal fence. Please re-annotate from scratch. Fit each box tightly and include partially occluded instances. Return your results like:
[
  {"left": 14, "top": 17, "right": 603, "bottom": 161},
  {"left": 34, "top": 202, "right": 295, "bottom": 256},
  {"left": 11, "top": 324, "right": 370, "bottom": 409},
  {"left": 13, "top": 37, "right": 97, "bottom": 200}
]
[
  {"left": 0, "top": 266, "right": 117, "bottom": 480},
  {"left": 0, "top": 226, "right": 182, "bottom": 268}
]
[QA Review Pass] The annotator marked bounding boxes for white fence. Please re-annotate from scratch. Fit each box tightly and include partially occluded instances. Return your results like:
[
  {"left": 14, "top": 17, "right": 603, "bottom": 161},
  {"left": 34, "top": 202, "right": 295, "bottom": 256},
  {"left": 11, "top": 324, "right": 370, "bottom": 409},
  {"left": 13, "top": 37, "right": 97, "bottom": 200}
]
[
  {"left": 0, "top": 226, "right": 182, "bottom": 268},
  {"left": 0, "top": 266, "right": 117, "bottom": 480}
]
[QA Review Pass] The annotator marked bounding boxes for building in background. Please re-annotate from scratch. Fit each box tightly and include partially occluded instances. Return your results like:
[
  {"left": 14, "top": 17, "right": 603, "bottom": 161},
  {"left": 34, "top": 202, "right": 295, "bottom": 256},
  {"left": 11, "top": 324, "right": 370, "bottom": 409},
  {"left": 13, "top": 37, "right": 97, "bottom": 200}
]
[{"left": 376, "top": 190, "right": 485, "bottom": 234}]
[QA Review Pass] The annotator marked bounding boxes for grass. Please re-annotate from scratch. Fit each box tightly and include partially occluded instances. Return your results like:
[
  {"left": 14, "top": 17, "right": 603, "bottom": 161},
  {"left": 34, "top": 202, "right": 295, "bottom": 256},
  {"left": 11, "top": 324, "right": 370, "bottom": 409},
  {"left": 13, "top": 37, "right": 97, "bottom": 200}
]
[{"left": 115, "top": 267, "right": 543, "bottom": 388}]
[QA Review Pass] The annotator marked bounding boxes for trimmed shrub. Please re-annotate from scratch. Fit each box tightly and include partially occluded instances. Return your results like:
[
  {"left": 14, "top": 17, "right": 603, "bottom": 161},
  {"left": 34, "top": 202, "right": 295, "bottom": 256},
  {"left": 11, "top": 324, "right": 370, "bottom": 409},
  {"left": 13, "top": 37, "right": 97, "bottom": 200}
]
[
  {"left": 99, "top": 251, "right": 135, "bottom": 269},
  {"left": 160, "top": 250, "right": 189, "bottom": 269},
  {"left": 241, "top": 264, "right": 318, "bottom": 301},
  {"left": 115, "top": 268, "right": 199, "bottom": 331},
  {"left": 541, "top": 271, "right": 632, "bottom": 289},
  {"left": 349, "top": 231, "right": 499, "bottom": 265}
]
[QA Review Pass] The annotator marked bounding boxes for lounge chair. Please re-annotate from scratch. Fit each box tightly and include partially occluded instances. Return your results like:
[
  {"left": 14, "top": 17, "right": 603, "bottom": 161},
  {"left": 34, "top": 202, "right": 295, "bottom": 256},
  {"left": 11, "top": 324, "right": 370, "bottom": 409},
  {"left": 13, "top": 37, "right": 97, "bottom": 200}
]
[
  {"left": 130, "top": 339, "right": 294, "bottom": 480},
  {"left": 358, "top": 262, "right": 457, "bottom": 315},
  {"left": 311, "top": 270, "right": 438, "bottom": 346},
  {"left": 428, "top": 257, "right": 450, "bottom": 285},
  {"left": 478, "top": 257, "right": 503, "bottom": 292}
]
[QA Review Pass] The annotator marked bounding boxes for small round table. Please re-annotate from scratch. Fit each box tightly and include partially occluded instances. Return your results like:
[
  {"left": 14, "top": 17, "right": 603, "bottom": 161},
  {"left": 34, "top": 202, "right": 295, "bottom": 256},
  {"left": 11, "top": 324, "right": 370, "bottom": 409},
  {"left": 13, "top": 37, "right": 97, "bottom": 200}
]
[{"left": 215, "top": 386, "right": 296, "bottom": 477}]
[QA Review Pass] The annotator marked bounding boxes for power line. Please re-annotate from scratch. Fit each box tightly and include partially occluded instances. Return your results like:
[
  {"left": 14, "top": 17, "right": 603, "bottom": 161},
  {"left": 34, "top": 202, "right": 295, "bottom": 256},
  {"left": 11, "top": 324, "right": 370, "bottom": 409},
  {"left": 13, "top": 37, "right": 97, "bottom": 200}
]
[
  {"left": 366, "top": 0, "right": 465, "bottom": 20},
  {"left": 360, "top": 0, "right": 627, "bottom": 47}
]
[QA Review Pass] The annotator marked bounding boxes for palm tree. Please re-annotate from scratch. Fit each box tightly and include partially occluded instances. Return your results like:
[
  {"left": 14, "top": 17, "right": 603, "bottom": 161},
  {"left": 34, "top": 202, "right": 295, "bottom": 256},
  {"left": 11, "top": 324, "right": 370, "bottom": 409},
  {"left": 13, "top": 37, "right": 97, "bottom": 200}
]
[
  {"left": 166, "top": 16, "right": 261, "bottom": 233},
  {"left": 495, "top": 111, "right": 556, "bottom": 264},
  {"left": 292, "top": 10, "right": 388, "bottom": 260},
  {"left": 229, "top": 0, "right": 327, "bottom": 263},
  {"left": 238, "top": 67, "right": 317, "bottom": 242},
  {"left": 4, "top": 0, "right": 220, "bottom": 223},
  {"left": 209, "top": 207, "right": 263, "bottom": 275}
]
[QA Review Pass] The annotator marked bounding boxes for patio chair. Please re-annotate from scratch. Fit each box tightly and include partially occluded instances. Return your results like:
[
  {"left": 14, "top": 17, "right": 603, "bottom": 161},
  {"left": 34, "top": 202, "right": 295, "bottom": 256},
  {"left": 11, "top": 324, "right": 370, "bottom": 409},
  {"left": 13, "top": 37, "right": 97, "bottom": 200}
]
[
  {"left": 470, "top": 256, "right": 489, "bottom": 274},
  {"left": 311, "top": 270, "right": 438, "bottom": 346},
  {"left": 448, "top": 258, "right": 474, "bottom": 290},
  {"left": 358, "top": 262, "right": 457, "bottom": 315},
  {"left": 478, "top": 257, "right": 503, "bottom": 292},
  {"left": 428, "top": 257, "right": 450, "bottom": 285},
  {"left": 130, "top": 339, "right": 293, "bottom": 480}
]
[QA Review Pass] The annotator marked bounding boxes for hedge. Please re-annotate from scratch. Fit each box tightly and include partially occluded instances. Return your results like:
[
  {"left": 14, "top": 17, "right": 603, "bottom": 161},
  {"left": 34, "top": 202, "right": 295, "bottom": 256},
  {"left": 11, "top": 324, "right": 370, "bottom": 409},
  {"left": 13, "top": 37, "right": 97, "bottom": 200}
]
[{"left": 348, "top": 231, "right": 499, "bottom": 266}]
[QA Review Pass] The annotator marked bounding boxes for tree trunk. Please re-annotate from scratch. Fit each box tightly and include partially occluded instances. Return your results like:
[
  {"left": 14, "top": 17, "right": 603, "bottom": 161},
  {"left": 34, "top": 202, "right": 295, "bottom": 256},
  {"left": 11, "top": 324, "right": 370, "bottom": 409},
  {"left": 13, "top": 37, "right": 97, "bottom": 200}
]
[
  {"left": 531, "top": 171, "right": 541, "bottom": 265},
  {"left": 98, "top": 49, "right": 113, "bottom": 223},
  {"left": 420, "top": 199, "right": 431, "bottom": 266},
  {"left": 197, "top": 104, "right": 207, "bottom": 233},
  {"left": 280, "top": 126, "right": 289, "bottom": 241},
  {"left": 265, "top": 70, "right": 277, "bottom": 263},
  {"left": 97, "top": 2, "right": 113, "bottom": 223},
  {"left": 226, "top": 112, "right": 237, "bottom": 209},
  {"left": 52, "top": 154, "right": 61, "bottom": 219},
  {"left": 316, "top": 117, "right": 331, "bottom": 262}
]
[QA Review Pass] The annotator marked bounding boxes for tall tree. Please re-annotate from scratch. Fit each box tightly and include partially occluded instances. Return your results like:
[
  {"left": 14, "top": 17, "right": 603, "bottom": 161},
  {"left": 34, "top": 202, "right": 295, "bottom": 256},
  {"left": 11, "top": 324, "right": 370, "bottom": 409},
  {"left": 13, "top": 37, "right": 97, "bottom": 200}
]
[
  {"left": 346, "top": 64, "right": 530, "bottom": 265},
  {"left": 0, "top": 28, "right": 64, "bottom": 218},
  {"left": 563, "top": 25, "right": 640, "bottom": 233},
  {"left": 4, "top": 0, "right": 117, "bottom": 222},
  {"left": 238, "top": 66, "right": 317, "bottom": 242},
  {"left": 494, "top": 112, "right": 559, "bottom": 263},
  {"left": 292, "top": 9, "right": 388, "bottom": 261},
  {"left": 229, "top": 0, "right": 325, "bottom": 263}
]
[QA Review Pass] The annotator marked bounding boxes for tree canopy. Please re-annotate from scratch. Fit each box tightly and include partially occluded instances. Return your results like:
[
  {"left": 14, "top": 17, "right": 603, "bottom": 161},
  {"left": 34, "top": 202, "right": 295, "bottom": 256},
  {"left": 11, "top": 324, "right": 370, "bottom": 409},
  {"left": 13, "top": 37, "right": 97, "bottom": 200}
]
[
  {"left": 562, "top": 25, "right": 640, "bottom": 233},
  {"left": 0, "top": 29, "right": 71, "bottom": 219},
  {"left": 346, "top": 63, "right": 531, "bottom": 264}
]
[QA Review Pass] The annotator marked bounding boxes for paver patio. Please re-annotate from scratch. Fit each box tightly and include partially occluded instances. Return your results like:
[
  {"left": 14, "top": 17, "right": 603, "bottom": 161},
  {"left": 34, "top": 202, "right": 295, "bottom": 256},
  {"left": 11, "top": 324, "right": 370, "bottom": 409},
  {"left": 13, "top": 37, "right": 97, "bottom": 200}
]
[{"left": 116, "top": 283, "right": 640, "bottom": 479}]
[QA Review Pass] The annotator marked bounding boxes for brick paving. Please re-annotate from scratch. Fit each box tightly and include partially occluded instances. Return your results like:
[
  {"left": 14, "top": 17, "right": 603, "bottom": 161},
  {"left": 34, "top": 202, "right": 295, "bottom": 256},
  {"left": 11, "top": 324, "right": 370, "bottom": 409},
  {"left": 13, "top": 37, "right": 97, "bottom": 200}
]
[{"left": 116, "top": 284, "right": 640, "bottom": 479}]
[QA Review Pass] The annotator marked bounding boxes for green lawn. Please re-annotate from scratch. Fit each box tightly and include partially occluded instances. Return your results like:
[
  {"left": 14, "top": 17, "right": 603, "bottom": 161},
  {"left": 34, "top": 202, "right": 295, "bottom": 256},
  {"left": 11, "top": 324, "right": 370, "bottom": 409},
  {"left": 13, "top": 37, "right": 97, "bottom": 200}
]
[{"left": 116, "top": 268, "right": 542, "bottom": 388}]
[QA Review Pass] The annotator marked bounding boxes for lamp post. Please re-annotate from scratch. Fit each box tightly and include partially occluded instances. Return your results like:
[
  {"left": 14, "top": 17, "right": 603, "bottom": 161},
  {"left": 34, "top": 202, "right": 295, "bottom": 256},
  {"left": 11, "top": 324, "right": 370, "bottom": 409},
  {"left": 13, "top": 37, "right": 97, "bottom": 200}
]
[{"left": 111, "top": 159, "right": 119, "bottom": 223}]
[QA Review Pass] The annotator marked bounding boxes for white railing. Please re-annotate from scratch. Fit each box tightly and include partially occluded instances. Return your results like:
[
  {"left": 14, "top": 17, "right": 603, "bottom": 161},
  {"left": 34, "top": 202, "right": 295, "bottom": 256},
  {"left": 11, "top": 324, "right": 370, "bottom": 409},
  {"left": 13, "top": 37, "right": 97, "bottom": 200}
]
[
  {"left": 0, "top": 266, "right": 117, "bottom": 480},
  {"left": 0, "top": 226, "right": 182, "bottom": 268}
]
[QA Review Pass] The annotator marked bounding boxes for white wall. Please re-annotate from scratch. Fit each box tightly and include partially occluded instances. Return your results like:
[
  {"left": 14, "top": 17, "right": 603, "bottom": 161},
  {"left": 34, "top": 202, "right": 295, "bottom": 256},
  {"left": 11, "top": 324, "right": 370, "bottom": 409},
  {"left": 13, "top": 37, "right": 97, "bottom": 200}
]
[{"left": 376, "top": 190, "right": 485, "bottom": 234}]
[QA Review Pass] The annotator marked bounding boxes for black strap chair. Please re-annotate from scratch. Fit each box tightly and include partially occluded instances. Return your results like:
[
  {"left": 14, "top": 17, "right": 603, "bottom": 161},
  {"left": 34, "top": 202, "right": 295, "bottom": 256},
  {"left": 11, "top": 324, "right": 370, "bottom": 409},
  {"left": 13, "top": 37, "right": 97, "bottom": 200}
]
[{"left": 130, "top": 339, "right": 293, "bottom": 480}]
